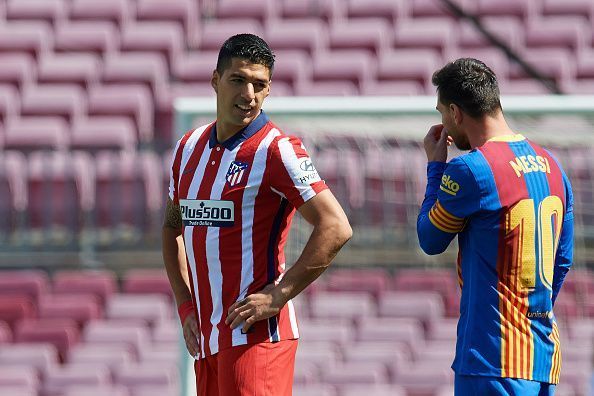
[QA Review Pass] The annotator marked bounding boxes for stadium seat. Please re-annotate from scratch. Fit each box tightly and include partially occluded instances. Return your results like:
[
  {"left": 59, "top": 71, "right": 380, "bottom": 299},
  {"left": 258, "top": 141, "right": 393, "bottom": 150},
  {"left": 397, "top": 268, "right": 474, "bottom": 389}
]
[
  {"left": 298, "top": 318, "right": 355, "bottom": 345},
  {"left": 328, "top": 19, "right": 391, "bottom": 55},
  {"left": 199, "top": 19, "right": 263, "bottom": 51},
  {"left": 426, "top": 318, "right": 458, "bottom": 342},
  {"left": 52, "top": 270, "right": 117, "bottom": 306},
  {"left": 20, "top": 84, "right": 86, "bottom": 122},
  {"left": 340, "top": 384, "right": 407, "bottom": 396},
  {"left": 0, "top": 295, "right": 36, "bottom": 331},
  {"left": 70, "top": 117, "right": 137, "bottom": 152},
  {"left": 524, "top": 16, "right": 587, "bottom": 50},
  {"left": 456, "top": 17, "right": 523, "bottom": 51},
  {"left": 113, "top": 362, "right": 179, "bottom": 389},
  {"left": 0, "top": 53, "right": 37, "bottom": 89},
  {"left": 37, "top": 294, "right": 102, "bottom": 327},
  {"left": 356, "top": 318, "right": 424, "bottom": 355},
  {"left": 378, "top": 291, "right": 445, "bottom": 328},
  {"left": 310, "top": 291, "right": 377, "bottom": 319},
  {"left": 4, "top": 116, "right": 69, "bottom": 152},
  {"left": 268, "top": 50, "right": 312, "bottom": 89},
  {"left": 0, "top": 321, "right": 11, "bottom": 343},
  {"left": 541, "top": 0, "right": 594, "bottom": 18},
  {"left": 280, "top": 0, "right": 341, "bottom": 22},
  {"left": 27, "top": 150, "right": 95, "bottom": 241},
  {"left": 477, "top": 0, "right": 535, "bottom": 19},
  {"left": 36, "top": 53, "right": 101, "bottom": 88},
  {"left": 509, "top": 48, "right": 575, "bottom": 88},
  {"left": 0, "top": 367, "right": 39, "bottom": 392},
  {"left": 376, "top": 49, "right": 442, "bottom": 92},
  {"left": 5, "top": 0, "right": 67, "bottom": 26},
  {"left": 324, "top": 268, "right": 390, "bottom": 298},
  {"left": 0, "top": 21, "right": 52, "bottom": 59},
  {"left": 293, "top": 80, "right": 359, "bottom": 96},
  {"left": 0, "top": 343, "right": 60, "bottom": 376},
  {"left": 173, "top": 51, "right": 220, "bottom": 84},
  {"left": 360, "top": 80, "right": 424, "bottom": 96},
  {"left": 135, "top": 0, "right": 200, "bottom": 48},
  {"left": 342, "top": 341, "right": 410, "bottom": 377},
  {"left": 346, "top": 0, "right": 403, "bottom": 22},
  {"left": 214, "top": 0, "right": 278, "bottom": 24},
  {"left": 312, "top": 50, "right": 375, "bottom": 88},
  {"left": 409, "top": 0, "right": 475, "bottom": 17},
  {"left": 0, "top": 151, "right": 28, "bottom": 238},
  {"left": 0, "top": 85, "right": 20, "bottom": 125},
  {"left": 152, "top": 319, "right": 179, "bottom": 345},
  {"left": 394, "top": 18, "right": 456, "bottom": 54},
  {"left": 69, "top": 0, "right": 132, "bottom": 28},
  {"left": 105, "top": 293, "right": 171, "bottom": 326},
  {"left": 292, "top": 384, "right": 337, "bottom": 396},
  {"left": 0, "top": 269, "right": 49, "bottom": 303},
  {"left": 62, "top": 385, "right": 130, "bottom": 396},
  {"left": 322, "top": 361, "right": 389, "bottom": 386},
  {"left": 293, "top": 360, "right": 321, "bottom": 385},
  {"left": 122, "top": 269, "right": 174, "bottom": 298},
  {"left": 120, "top": 22, "right": 184, "bottom": 72},
  {"left": 43, "top": 364, "right": 111, "bottom": 396},
  {"left": 138, "top": 343, "right": 179, "bottom": 365},
  {"left": 53, "top": 21, "right": 119, "bottom": 55},
  {"left": 265, "top": 20, "right": 328, "bottom": 55},
  {"left": 83, "top": 320, "right": 151, "bottom": 359},
  {"left": 393, "top": 365, "right": 453, "bottom": 396},
  {"left": 67, "top": 344, "right": 134, "bottom": 368},
  {"left": 15, "top": 319, "right": 80, "bottom": 361},
  {"left": 296, "top": 341, "right": 341, "bottom": 370},
  {"left": 102, "top": 52, "right": 168, "bottom": 99}
]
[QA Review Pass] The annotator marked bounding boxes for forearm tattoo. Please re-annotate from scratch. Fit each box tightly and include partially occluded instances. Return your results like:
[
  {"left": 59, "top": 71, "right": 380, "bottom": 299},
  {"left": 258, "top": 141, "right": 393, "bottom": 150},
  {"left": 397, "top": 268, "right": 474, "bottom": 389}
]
[{"left": 164, "top": 198, "right": 182, "bottom": 228}]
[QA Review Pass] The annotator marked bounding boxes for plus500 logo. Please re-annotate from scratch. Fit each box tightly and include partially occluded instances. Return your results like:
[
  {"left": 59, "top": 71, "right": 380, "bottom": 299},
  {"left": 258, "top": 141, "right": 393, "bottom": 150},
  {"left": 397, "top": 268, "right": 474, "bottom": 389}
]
[{"left": 180, "top": 199, "right": 234, "bottom": 227}]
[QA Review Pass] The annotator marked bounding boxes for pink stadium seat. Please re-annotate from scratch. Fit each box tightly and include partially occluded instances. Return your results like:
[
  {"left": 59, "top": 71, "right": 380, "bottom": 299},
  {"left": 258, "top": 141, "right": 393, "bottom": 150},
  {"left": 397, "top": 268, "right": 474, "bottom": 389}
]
[
  {"left": 0, "top": 269, "right": 49, "bottom": 303},
  {"left": 347, "top": 0, "right": 403, "bottom": 22},
  {"left": 293, "top": 384, "right": 337, "bottom": 396},
  {"left": 393, "top": 365, "right": 453, "bottom": 396},
  {"left": 0, "top": 343, "right": 59, "bottom": 376},
  {"left": 152, "top": 320, "right": 178, "bottom": 345},
  {"left": 87, "top": 84, "right": 153, "bottom": 142},
  {"left": 69, "top": 0, "right": 132, "bottom": 27},
  {"left": 269, "top": 50, "right": 312, "bottom": 88},
  {"left": 377, "top": 49, "right": 441, "bottom": 92},
  {"left": 554, "top": 291, "right": 580, "bottom": 319},
  {"left": 0, "top": 367, "right": 39, "bottom": 391},
  {"left": 135, "top": 0, "right": 200, "bottom": 48},
  {"left": 293, "top": 360, "right": 321, "bottom": 385},
  {"left": 409, "top": 0, "right": 476, "bottom": 17},
  {"left": 0, "top": 320, "right": 11, "bottom": 343},
  {"left": 6, "top": 0, "right": 66, "bottom": 26},
  {"left": 0, "top": 295, "right": 36, "bottom": 331},
  {"left": 509, "top": 49, "right": 574, "bottom": 87},
  {"left": 296, "top": 342, "right": 340, "bottom": 370},
  {"left": 294, "top": 80, "right": 359, "bottom": 96},
  {"left": 560, "top": 362, "right": 591, "bottom": 396},
  {"left": 361, "top": 80, "right": 424, "bottom": 96},
  {"left": 52, "top": 270, "right": 117, "bottom": 306},
  {"left": 477, "top": 0, "right": 535, "bottom": 19},
  {"left": 199, "top": 20, "right": 263, "bottom": 51},
  {"left": 498, "top": 79, "right": 553, "bottom": 95},
  {"left": 173, "top": 51, "right": 219, "bottom": 84},
  {"left": 38, "top": 294, "right": 102, "bottom": 326},
  {"left": 62, "top": 385, "right": 130, "bottom": 396},
  {"left": 265, "top": 20, "right": 328, "bottom": 55},
  {"left": 394, "top": 18, "right": 455, "bottom": 54},
  {"left": 214, "top": 0, "right": 277, "bottom": 24},
  {"left": 0, "top": 386, "right": 38, "bottom": 396},
  {"left": 27, "top": 151, "right": 95, "bottom": 237},
  {"left": 37, "top": 53, "right": 101, "bottom": 87},
  {"left": 340, "top": 385, "right": 407, "bottom": 396},
  {"left": 575, "top": 51, "right": 594, "bottom": 79},
  {"left": 0, "top": 21, "right": 52, "bottom": 58},
  {"left": 356, "top": 318, "right": 424, "bottom": 355},
  {"left": 54, "top": 22, "right": 119, "bottom": 55},
  {"left": 427, "top": 317, "right": 458, "bottom": 341},
  {"left": 312, "top": 50, "right": 374, "bottom": 88},
  {"left": 20, "top": 84, "right": 86, "bottom": 122},
  {"left": 456, "top": 17, "right": 523, "bottom": 50},
  {"left": 298, "top": 318, "right": 355, "bottom": 345},
  {"left": 378, "top": 291, "right": 445, "bottom": 328},
  {"left": 524, "top": 17, "right": 587, "bottom": 50},
  {"left": 94, "top": 151, "right": 162, "bottom": 238},
  {"left": 102, "top": 52, "right": 168, "bottom": 99},
  {"left": 541, "top": 0, "right": 594, "bottom": 17},
  {"left": 393, "top": 268, "right": 458, "bottom": 295},
  {"left": 342, "top": 341, "right": 410, "bottom": 376},
  {"left": 4, "top": 117, "right": 69, "bottom": 151},
  {"left": 281, "top": 0, "right": 341, "bottom": 22},
  {"left": 15, "top": 319, "right": 80, "bottom": 361},
  {"left": 129, "top": 385, "right": 180, "bottom": 396},
  {"left": 83, "top": 320, "right": 151, "bottom": 359},
  {"left": 113, "top": 363, "right": 179, "bottom": 389},
  {"left": 324, "top": 268, "right": 389, "bottom": 298},
  {"left": 415, "top": 340, "right": 455, "bottom": 364},
  {"left": 106, "top": 294, "right": 171, "bottom": 326},
  {"left": 43, "top": 364, "right": 111, "bottom": 396},
  {"left": 120, "top": 22, "right": 184, "bottom": 71},
  {"left": 67, "top": 344, "right": 134, "bottom": 368},
  {"left": 70, "top": 117, "right": 137, "bottom": 151},
  {"left": 323, "top": 362, "right": 389, "bottom": 386},
  {"left": 0, "top": 53, "right": 36, "bottom": 89},
  {"left": 122, "top": 269, "right": 174, "bottom": 298},
  {"left": 310, "top": 291, "right": 376, "bottom": 319},
  {"left": 0, "top": 85, "right": 20, "bottom": 124},
  {"left": 329, "top": 19, "right": 391, "bottom": 55}
]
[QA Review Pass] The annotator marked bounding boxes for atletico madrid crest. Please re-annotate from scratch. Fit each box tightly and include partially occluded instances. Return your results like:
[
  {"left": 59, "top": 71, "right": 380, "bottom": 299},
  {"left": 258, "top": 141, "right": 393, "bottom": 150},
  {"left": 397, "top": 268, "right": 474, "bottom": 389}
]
[{"left": 226, "top": 161, "right": 249, "bottom": 187}]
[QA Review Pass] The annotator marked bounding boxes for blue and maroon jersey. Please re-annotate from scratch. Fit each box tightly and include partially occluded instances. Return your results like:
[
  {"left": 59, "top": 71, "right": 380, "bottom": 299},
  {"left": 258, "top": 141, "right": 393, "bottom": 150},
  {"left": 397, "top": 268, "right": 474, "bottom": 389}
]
[{"left": 417, "top": 134, "right": 574, "bottom": 384}]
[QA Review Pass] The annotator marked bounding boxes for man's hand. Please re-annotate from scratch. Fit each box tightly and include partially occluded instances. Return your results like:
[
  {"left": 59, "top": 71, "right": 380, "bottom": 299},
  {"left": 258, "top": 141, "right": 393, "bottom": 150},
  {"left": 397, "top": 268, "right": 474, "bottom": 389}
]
[
  {"left": 182, "top": 314, "right": 201, "bottom": 358},
  {"left": 423, "top": 124, "right": 452, "bottom": 162},
  {"left": 225, "top": 284, "right": 285, "bottom": 333}
]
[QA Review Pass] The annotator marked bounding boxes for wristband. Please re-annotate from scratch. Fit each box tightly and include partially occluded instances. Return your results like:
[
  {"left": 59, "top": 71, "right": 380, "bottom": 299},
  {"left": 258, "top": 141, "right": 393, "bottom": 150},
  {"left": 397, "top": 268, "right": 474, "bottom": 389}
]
[{"left": 177, "top": 300, "right": 195, "bottom": 325}]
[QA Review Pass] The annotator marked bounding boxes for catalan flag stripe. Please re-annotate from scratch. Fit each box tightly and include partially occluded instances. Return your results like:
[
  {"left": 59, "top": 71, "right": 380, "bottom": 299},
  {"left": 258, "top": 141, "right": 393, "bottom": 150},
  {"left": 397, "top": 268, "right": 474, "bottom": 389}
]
[{"left": 428, "top": 200, "right": 465, "bottom": 233}]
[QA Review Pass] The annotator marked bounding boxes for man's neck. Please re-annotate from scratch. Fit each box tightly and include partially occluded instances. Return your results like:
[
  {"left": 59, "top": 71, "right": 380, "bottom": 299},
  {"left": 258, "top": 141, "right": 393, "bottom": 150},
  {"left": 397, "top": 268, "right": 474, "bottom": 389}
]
[
  {"left": 216, "top": 111, "right": 262, "bottom": 144},
  {"left": 468, "top": 113, "right": 515, "bottom": 149}
]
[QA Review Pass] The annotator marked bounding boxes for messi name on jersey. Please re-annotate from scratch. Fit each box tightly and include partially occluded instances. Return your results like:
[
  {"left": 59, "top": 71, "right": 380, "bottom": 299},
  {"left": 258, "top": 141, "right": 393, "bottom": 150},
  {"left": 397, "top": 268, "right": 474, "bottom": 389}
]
[{"left": 180, "top": 199, "right": 234, "bottom": 227}]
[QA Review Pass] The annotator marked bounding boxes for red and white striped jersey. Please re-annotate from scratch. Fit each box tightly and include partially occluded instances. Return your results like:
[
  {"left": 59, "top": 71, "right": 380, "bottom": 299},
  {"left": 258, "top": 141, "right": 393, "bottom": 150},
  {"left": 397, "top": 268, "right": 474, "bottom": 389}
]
[{"left": 169, "top": 112, "right": 328, "bottom": 359}]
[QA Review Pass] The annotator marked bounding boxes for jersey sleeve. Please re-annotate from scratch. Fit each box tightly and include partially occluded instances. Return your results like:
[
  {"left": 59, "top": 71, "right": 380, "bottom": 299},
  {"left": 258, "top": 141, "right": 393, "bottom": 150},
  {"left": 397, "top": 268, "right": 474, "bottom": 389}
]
[
  {"left": 417, "top": 157, "right": 481, "bottom": 255},
  {"left": 552, "top": 170, "right": 574, "bottom": 305},
  {"left": 267, "top": 135, "right": 328, "bottom": 208}
]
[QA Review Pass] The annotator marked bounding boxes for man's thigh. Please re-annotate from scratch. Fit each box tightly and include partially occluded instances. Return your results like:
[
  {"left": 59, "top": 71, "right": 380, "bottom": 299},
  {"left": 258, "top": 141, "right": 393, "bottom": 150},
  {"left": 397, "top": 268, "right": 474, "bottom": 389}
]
[
  {"left": 455, "top": 374, "right": 556, "bottom": 396},
  {"left": 218, "top": 340, "right": 298, "bottom": 396},
  {"left": 195, "top": 355, "right": 219, "bottom": 396}
]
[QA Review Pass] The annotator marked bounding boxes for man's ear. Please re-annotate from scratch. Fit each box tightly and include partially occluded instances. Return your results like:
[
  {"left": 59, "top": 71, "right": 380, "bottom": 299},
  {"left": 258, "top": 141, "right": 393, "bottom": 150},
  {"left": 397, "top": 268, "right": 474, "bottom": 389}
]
[
  {"left": 450, "top": 103, "right": 463, "bottom": 125},
  {"left": 211, "top": 70, "right": 219, "bottom": 93}
]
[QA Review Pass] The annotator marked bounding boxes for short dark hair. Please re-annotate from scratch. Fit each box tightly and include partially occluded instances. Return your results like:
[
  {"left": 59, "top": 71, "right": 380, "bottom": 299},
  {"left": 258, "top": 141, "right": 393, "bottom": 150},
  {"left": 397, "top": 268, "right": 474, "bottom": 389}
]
[
  {"left": 432, "top": 58, "right": 501, "bottom": 118},
  {"left": 216, "top": 33, "right": 275, "bottom": 78}
]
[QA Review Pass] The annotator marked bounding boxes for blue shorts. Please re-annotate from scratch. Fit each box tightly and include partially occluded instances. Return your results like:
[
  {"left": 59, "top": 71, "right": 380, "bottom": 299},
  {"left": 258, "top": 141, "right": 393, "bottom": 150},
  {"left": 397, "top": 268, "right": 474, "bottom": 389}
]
[{"left": 455, "top": 374, "right": 556, "bottom": 396}]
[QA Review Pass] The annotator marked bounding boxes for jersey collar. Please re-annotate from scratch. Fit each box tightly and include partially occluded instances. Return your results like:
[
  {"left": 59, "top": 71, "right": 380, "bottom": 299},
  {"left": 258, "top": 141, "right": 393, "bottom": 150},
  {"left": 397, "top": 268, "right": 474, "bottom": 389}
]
[
  {"left": 487, "top": 134, "right": 525, "bottom": 142},
  {"left": 210, "top": 111, "right": 270, "bottom": 150}
]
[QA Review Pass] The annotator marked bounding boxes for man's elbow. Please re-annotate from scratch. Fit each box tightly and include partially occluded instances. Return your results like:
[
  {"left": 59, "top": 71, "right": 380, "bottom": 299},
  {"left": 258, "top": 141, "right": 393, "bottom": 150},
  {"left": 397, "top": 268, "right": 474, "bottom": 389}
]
[
  {"left": 418, "top": 235, "right": 446, "bottom": 256},
  {"left": 331, "top": 216, "right": 353, "bottom": 247}
]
